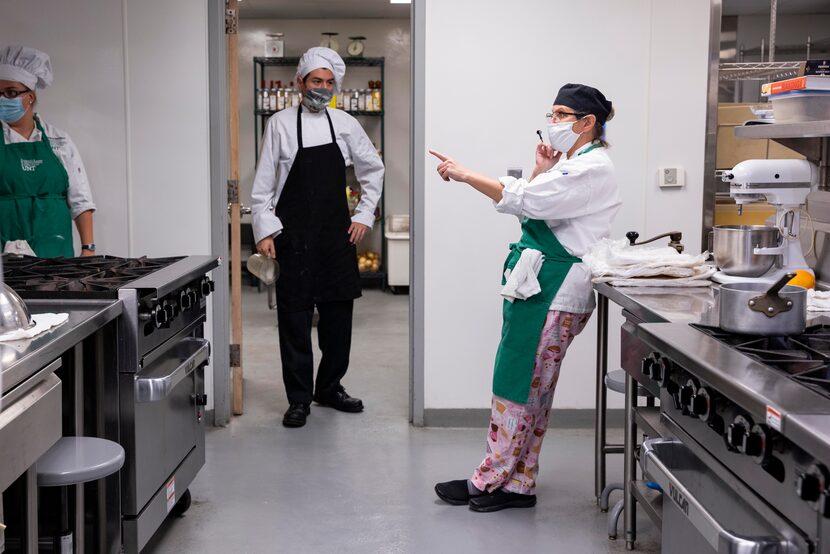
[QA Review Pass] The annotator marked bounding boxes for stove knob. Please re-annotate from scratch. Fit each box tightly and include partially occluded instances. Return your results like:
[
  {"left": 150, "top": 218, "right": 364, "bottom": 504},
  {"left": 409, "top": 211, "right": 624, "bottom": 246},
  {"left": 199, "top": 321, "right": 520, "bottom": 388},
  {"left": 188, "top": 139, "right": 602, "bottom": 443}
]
[
  {"left": 641, "top": 353, "right": 658, "bottom": 379},
  {"left": 201, "top": 278, "right": 215, "bottom": 297},
  {"left": 821, "top": 491, "right": 830, "bottom": 519},
  {"left": 188, "top": 289, "right": 198, "bottom": 307},
  {"left": 654, "top": 357, "right": 672, "bottom": 386},
  {"left": 727, "top": 422, "right": 748, "bottom": 451},
  {"left": 664, "top": 379, "right": 680, "bottom": 395},
  {"left": 164, "top": 303, "right": 177, "bottom": 320},
  {"left": 743, "top": 430, "right": 765, "bottom": 458},
  {"left": 180, "top": 290, "right": 191, "bottom": 310},
  {"left": 797, "top": 472, "right": 822, "bottom": 502},
  {"left": 154, "top": 306, "right": 167, "bottom": 328},
  {"left": 678, "top": 384, "right": 695, "bottom": 410},
  {"left": 690, "top": 392, "right": 709, "bottom": 419}
]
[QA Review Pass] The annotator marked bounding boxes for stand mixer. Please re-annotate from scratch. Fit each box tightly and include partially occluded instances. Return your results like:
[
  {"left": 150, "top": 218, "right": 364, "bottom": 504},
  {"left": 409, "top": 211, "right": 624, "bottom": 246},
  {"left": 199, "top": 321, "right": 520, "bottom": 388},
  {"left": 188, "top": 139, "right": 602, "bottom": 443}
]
[{"left": 713, "top": 159, "right": 819, "bottom": 284}]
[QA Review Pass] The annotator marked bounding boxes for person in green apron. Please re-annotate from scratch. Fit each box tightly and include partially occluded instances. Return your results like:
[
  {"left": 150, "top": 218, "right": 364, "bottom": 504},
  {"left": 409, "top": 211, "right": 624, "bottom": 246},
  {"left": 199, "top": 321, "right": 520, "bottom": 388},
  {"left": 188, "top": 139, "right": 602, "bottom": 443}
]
[
  {"left": 431, "top": 84, "right": 621, "bottom": 512},
  {"left": 0, "top": 46, "right": 96, "bottom": 258}
]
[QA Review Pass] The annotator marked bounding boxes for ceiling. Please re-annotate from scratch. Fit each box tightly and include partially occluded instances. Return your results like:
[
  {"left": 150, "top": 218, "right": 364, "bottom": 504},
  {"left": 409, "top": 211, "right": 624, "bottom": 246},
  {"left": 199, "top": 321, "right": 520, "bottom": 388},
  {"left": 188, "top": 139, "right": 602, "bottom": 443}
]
[
  {"left": 238, "top": 0, "right": 411, "bottom": 19},
  {"left": 723, "top": 0, "right": 830, "bottom": 16}
]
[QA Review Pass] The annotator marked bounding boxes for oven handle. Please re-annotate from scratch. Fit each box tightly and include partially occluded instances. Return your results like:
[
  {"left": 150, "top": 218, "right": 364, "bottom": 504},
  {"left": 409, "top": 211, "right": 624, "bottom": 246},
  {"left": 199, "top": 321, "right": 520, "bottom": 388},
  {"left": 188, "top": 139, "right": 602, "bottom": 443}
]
[
  {"left": 642, "top": 439, "right": 790, "bottom": 554},
  {"left": 134, "top": 338, "right": 210, "bottom": 403}
]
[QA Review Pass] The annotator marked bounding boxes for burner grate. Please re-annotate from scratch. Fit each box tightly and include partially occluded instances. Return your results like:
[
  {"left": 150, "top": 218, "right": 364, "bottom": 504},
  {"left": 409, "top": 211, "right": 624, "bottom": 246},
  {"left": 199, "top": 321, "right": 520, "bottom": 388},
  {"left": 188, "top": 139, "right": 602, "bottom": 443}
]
[
  {"left": 692, "top": 324, "right": 830, "bottom": 399},
  {"left": 1, "top": 254, "right": 184, "bottom": 297}
]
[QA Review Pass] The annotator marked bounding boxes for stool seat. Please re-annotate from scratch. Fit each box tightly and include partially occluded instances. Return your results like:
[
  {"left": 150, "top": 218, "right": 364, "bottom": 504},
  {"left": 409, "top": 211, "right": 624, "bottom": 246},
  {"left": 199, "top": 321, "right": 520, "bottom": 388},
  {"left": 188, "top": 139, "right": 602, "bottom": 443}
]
[
  {"left": 604, "top": 369, "right": 650, "bottom": 396},
  {"left": 37, "top": 437, "right": 125, "bottom": 487}
]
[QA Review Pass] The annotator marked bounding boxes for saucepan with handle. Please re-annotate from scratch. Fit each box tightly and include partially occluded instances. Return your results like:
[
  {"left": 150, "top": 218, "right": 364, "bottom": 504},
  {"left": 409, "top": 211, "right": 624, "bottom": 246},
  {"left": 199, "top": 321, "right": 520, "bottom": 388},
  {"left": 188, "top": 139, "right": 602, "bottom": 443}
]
[{"left": 719, "top": 272, "right": 806, "bottom": 336}]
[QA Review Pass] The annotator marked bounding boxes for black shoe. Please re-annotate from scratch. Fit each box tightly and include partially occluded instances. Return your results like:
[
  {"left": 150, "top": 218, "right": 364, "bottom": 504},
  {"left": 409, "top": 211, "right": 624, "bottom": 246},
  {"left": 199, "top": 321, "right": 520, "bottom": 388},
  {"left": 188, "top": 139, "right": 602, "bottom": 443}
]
[
  {"left": 468, "top": 489, "right": 537, "bottom": 512},
  {"left": 313, "top": 389, "right": 364, "bottom": 413},
  {"left": 282, "top": 403, "right": 310, "bottom": 428},
  {"left": 434, "top": 479, "right": 478, "bottom": 505}
]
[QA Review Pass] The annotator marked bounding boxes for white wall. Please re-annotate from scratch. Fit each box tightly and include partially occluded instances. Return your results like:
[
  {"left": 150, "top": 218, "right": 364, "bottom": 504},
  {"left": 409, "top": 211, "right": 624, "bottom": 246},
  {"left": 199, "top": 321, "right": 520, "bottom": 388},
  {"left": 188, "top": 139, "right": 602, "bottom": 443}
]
[
  {"left": 237, "top": 18, "right": 411, "bottom": 225},
  {"left": 1, "top": 0, "right": 130, "bottom": 255},
  {"left": 420, "top": 0, "right": 711, "bottom": 411},
  {"left": 0, "top": 0, "right": 216, "bottom": 407}
]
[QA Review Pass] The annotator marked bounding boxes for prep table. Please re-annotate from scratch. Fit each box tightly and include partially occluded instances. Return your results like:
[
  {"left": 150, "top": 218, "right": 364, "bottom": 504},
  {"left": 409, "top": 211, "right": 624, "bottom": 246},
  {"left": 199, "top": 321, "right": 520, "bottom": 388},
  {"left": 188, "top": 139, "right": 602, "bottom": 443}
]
[
  {"left": 1, "top": 298, "right": 122, "bottom": 554},
  {"left": 594, "top": 282, "right": 830, "bottom": 552}
]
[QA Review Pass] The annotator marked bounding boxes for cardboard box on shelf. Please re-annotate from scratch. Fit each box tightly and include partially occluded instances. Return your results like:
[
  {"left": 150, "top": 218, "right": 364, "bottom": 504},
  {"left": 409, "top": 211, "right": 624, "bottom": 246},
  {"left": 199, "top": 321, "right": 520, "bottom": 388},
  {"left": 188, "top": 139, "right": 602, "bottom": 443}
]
[{"left": 716, "top": 103, "right": 805, "bottom": 170}]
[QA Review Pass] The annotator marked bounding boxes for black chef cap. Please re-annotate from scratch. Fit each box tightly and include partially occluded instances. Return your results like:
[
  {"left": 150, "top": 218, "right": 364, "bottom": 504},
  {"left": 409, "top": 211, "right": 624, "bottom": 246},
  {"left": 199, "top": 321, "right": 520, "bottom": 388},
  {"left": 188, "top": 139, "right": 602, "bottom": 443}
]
[{"left": 554, "top": 83, "right": 613, "bottom": 125}]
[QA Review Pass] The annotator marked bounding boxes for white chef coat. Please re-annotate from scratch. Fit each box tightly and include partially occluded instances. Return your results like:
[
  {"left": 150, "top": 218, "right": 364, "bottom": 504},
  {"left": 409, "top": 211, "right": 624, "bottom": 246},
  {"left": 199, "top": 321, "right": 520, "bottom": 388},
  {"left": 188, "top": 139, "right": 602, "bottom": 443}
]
[
  {"left": 496, "top": 141, "right": 621, "bottom": 313},
  {"left": 1, "top": 114, "right": 96, "bottom": 219},
  {"left": 251, "top": 106, "right": 385, "bottom": 243}
]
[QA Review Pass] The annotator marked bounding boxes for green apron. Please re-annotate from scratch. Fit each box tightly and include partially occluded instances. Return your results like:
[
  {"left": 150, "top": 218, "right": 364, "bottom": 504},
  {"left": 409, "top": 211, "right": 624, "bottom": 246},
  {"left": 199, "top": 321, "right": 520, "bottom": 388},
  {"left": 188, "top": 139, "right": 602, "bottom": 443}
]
[
  {"left": 492, "top": 143, "right": 600, "bottom": 404},
  {"left": 0, "top": 118, "right": 74, "bottom": 258}
]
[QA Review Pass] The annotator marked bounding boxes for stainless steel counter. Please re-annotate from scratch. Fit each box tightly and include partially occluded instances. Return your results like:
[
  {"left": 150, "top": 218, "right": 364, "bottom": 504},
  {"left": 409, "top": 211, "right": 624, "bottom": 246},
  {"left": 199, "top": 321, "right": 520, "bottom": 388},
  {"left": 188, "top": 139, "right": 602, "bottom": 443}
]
[
  {"left": 594, "top": 281, "right": 830, "bottom": 327},
  {"left": 1, "top": 299, "right": 123, "bottom": 396},
  {"left": 593, "top": 282, "right": 717, "bottom": 325}
]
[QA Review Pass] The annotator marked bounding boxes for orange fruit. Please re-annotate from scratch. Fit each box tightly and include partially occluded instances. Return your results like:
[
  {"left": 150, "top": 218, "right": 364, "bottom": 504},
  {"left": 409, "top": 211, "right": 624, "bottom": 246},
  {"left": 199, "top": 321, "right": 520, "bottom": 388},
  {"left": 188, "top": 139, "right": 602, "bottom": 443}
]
[{"left": 788, "top": 270, "right": 816, "bottom": 289}]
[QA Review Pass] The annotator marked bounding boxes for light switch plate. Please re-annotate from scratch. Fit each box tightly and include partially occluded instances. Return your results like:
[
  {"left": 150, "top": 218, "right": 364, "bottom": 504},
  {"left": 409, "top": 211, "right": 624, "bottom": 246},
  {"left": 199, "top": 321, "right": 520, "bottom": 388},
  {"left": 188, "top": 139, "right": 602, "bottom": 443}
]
[
  {"left": 507, "top": 167, "right": 522, "bottom": 179},
  {"left": 658, "top": 166, "right": 684, "bottom": 188}
]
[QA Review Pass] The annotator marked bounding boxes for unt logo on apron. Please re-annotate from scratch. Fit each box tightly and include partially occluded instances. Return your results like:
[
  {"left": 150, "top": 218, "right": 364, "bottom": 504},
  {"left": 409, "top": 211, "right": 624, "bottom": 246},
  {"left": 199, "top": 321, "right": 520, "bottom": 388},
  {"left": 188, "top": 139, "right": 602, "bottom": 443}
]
[{"left": 21, "top": 159, "right": 43, "bottom": 172}]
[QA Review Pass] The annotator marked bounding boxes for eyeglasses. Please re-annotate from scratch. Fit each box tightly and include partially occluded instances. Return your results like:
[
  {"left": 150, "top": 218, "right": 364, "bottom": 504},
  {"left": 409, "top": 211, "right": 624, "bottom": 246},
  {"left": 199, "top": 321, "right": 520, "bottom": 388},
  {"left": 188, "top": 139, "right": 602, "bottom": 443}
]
[
  {"left": 0, "top": 88, "right": 31, "bottom": 99},
  {"left": 546, "top": 110, "right": 586, "bottom": 122}
]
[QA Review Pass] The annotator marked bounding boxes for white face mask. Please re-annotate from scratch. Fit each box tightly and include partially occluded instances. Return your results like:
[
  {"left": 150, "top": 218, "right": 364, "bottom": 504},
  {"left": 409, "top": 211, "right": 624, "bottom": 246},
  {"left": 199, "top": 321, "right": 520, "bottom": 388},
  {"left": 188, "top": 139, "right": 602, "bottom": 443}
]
[{"left": 547, "top": 120, "right": 582, "bottom": 154}]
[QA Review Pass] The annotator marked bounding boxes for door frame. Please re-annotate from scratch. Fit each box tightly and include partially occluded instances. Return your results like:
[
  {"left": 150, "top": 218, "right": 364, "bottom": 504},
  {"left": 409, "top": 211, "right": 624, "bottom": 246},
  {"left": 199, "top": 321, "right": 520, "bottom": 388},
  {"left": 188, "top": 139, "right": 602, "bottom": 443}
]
[
  {"left": 208, "top": 0, "right": 231, "bottom": 426},
  {"left": 410, "top": 0, "right": 425, "bottom": 426}
]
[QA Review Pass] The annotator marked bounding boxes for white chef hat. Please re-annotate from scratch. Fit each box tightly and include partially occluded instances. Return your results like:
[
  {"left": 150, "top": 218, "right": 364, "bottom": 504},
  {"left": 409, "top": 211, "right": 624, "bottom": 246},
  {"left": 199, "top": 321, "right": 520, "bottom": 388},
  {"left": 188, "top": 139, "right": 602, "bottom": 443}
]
[
  {"left": 296, "top": 47, "right": 345, "bottom": 92},
  {"left": 0, "top": 46, "right": 53, "bottom": 90}
]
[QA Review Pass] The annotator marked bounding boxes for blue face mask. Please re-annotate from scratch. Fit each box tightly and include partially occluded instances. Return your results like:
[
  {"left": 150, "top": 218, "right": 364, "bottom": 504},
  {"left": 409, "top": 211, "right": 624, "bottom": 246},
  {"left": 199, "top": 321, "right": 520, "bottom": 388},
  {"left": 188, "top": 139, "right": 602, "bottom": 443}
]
[{"left": 0, "top": 97, "right": 27, "bottom": 124}]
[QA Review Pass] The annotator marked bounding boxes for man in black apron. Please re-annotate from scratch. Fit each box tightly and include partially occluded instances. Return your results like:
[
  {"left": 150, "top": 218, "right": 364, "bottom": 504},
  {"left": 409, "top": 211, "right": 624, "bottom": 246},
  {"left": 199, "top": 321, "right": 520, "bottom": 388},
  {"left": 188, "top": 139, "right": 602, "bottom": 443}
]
[{"left": 251, "top": 47, "right": 384, "bottom": 428}]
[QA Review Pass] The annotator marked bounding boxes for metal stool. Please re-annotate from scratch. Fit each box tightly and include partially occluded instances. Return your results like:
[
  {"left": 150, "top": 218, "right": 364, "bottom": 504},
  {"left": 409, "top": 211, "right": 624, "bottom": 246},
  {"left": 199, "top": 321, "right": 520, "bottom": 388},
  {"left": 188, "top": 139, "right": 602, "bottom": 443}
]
[
  {"left": 36, "top": 437, "right": 125, "bottom": 553},
  {"left": 599, "top": 370, "right": 650, "bottom": 540}
]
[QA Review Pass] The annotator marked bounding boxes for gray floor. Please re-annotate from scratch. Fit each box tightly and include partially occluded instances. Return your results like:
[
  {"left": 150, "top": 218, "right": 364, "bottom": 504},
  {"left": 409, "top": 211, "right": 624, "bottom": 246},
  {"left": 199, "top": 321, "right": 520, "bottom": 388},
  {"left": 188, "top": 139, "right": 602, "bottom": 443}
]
[{"left": 145, "top": 287, "right": 661, "bottom": 553}]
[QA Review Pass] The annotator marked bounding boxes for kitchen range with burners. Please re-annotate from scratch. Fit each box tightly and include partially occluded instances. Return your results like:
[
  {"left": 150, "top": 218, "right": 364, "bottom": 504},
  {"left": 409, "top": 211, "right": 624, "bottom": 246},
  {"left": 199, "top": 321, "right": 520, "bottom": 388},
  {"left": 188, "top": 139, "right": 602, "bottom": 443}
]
[
  {"left": 634, "top": 319, "right": 830, "bottom": 553},
  {"left": 1, "top": 254, "right": 218, "bottom": 554}
]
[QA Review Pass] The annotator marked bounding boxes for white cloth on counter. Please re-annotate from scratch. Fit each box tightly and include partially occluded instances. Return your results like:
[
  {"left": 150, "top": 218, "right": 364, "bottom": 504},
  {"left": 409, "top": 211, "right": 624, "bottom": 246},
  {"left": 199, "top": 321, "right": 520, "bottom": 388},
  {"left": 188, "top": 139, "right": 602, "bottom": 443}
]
[
  {"left": 2, "top": 115, "right": 96, "bottom": 219},
  {"left": 501, "top": 248, "right": 544, "bottom": 303},
  {"left": 494, "top": 141, "right": 621, "bottom": 313},
  {"left": 593, "top": 266, "right": 717, "bottom": 287},
  {"left": 0, "top": 313, "right": 68, "bottom": 342},
  {"left": 251, "top": 106, "right": 384, "bottom": 243},
  {"left": 807, "top": 289, "right": 830, "bottom": 312},
  {"left": 583, "top": 237, "right": 713, "bottom": 287},
  {"left": 3, "top": 239, "right": 36, "bottom": 256}
]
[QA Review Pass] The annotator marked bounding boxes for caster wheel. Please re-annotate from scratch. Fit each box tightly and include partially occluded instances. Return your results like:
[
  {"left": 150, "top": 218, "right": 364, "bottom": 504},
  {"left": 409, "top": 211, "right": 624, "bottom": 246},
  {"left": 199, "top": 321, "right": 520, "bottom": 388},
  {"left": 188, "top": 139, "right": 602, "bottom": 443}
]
[{"left": 171, "top": 489, "right": 192, "bottom": 517}]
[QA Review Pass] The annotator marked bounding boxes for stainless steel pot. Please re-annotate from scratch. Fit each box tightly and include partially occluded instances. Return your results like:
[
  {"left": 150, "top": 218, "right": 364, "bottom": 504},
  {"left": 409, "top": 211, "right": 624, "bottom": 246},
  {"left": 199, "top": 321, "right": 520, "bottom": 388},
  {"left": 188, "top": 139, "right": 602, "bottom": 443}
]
[
  {"left": 719, "top": 273, "right": 806, "bottom": 336},
  {"left": 0, "top": 282, "right": 35, "bottom": 334},
  {"left": 712, "top": 225, "right": 780, "bottom": 277}
]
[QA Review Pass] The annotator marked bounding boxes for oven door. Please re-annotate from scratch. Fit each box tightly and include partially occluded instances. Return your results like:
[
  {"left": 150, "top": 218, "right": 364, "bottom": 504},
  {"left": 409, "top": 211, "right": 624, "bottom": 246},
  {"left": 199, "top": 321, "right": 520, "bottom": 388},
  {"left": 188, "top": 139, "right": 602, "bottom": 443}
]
[
  {"left": 120, "top": 337, "right": 209, "bottom": 515},
  {"left": 642, "top": 439, "right": 807, "bottom": 554}
]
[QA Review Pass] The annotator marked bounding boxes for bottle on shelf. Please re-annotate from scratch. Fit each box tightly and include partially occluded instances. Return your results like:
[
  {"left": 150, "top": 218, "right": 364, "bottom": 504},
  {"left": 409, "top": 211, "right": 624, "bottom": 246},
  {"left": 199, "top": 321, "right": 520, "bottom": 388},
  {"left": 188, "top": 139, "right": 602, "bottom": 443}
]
[
  {"left": 372, "top": 80, "right": 382, "bottom": 112},
  {"left": 350, "top": 89, "right": 360, "bottom": 112},
  {"left": 336, "top": 91, "right": 344, "bottom": 110},
  {"left": 257, "top": 79, "right": 266, "bottom": 111},
  {"left": 269, "top": 80, "right": 277, "bottom": 111},
  {"left": 292, "top": 82, "right": 302, "bottom": 107},
  {"left": 277, "top": 80, "right": 285, "bottom": 111}
]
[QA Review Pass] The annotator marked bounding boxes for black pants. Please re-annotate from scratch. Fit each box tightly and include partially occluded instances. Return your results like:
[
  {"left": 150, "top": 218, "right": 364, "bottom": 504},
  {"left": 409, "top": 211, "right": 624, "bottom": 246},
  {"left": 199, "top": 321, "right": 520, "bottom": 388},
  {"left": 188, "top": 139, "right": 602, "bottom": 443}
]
[{"left": 277, "top": 300, "right": 354, "bottom": 404}]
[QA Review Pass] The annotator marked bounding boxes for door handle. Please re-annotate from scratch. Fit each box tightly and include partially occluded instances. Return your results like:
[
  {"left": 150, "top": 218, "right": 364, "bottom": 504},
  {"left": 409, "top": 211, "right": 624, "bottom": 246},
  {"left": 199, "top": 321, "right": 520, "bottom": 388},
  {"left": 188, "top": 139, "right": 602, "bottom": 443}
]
[
  {"left": 227, "top": 203, "right": 252, "bottom": 215},
  {"left": 135, "top": 338, "right": 210, "bottom": 403},
  {"left": 641, "top": 439, "right": 791, "bottom": 553}
]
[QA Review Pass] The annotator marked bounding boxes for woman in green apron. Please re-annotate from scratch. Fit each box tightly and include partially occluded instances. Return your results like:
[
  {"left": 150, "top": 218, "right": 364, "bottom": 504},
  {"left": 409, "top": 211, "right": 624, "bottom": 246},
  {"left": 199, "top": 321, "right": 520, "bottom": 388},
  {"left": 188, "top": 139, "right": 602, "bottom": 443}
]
[
  {"left": 431, "top": 84, "right": 621, "bottom": 512},
  {"left": 0, "top": 46, "right": 96, "bottom": 258}
]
